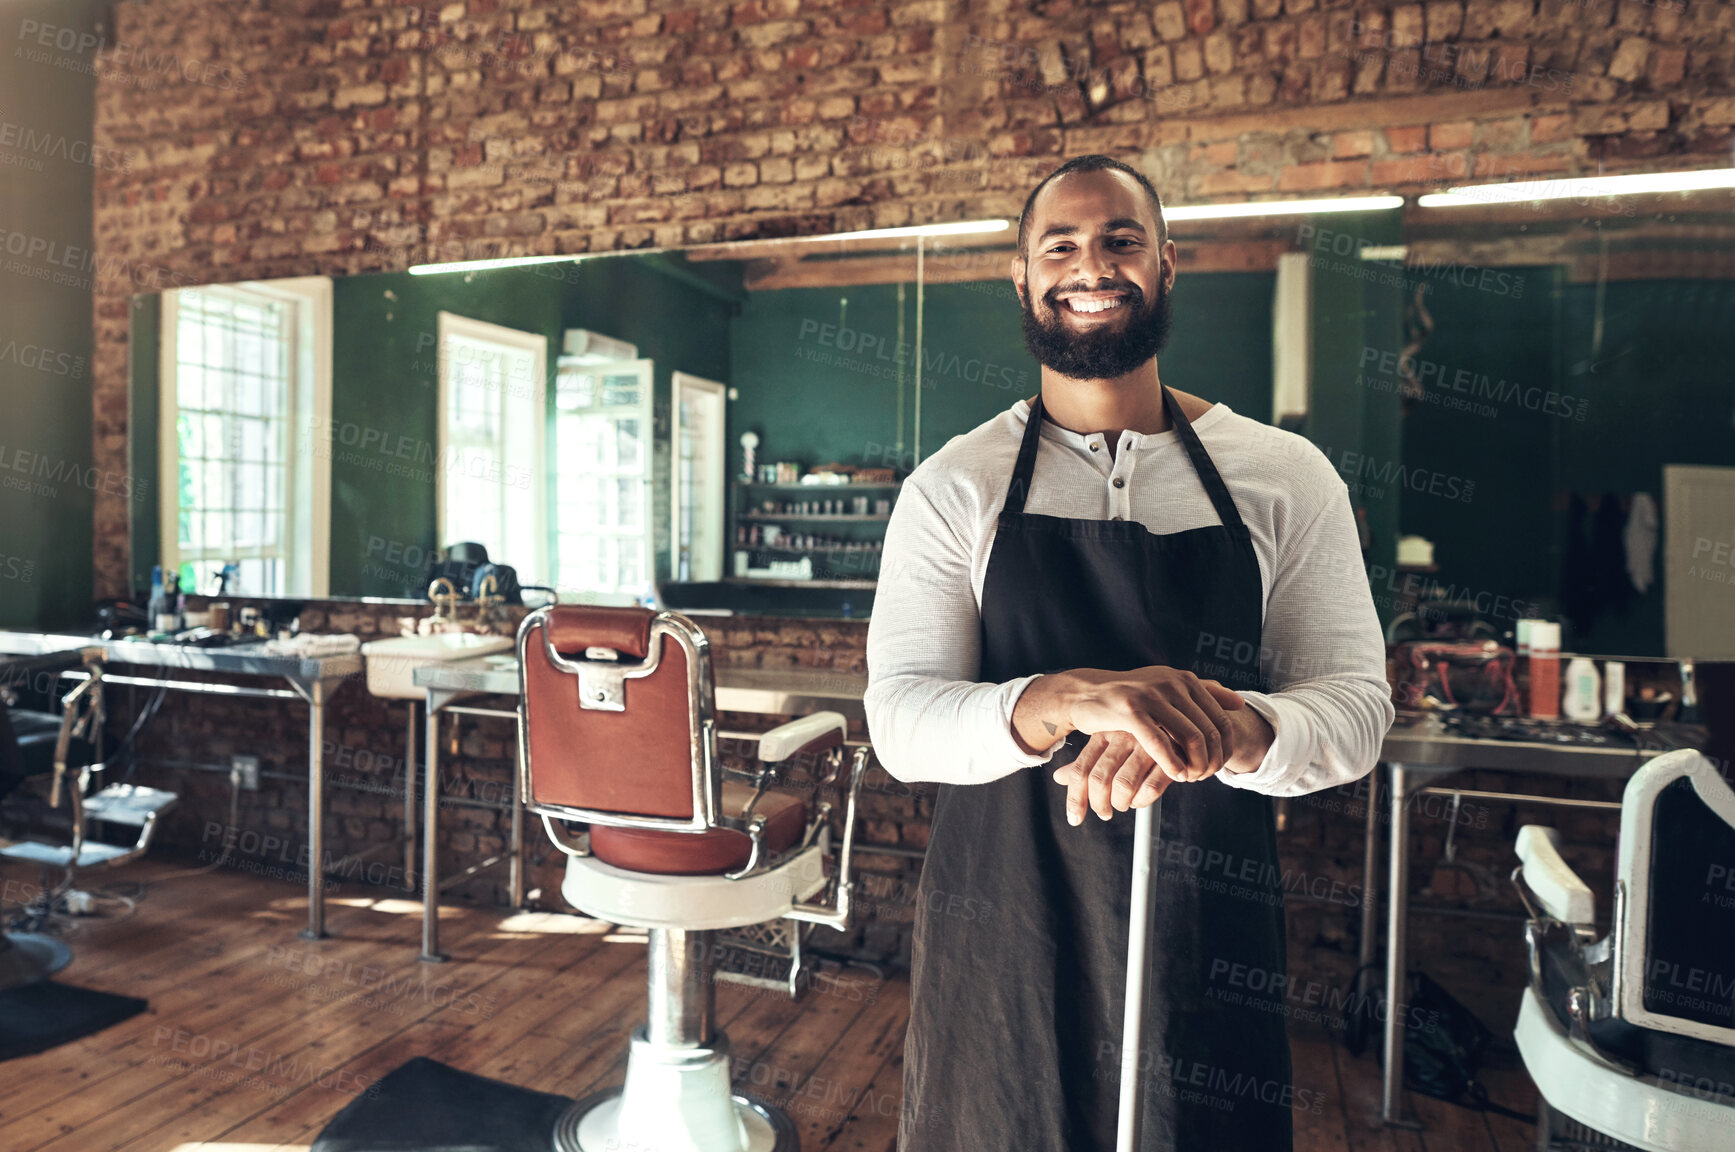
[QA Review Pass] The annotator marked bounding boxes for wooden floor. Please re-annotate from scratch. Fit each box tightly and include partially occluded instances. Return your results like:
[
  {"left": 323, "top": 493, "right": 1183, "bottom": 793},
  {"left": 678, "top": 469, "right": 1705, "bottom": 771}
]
[{"left": 0, "top": 860, "right": 1539, "bottom": 1152}]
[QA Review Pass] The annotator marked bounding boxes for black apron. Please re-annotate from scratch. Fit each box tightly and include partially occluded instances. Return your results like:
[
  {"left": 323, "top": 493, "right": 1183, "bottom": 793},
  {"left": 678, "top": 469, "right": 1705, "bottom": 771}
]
[{"left": 900, "top": 389, "right": 1292, "bottom": 1152}]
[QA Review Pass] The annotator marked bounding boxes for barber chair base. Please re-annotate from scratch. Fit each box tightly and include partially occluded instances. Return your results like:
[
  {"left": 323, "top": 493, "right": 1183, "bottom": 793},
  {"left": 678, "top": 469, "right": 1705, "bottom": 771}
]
[
  {"left": 552, "top": 1030, "right": 797, "bottom": 1152},
  {"left": 0, "top": 932, "right": 72, "bottom": 991},
  {"left": 1517, "top": 987, "right": 1734, "bottom": 1151},
  {"left": 562, "top": 846, "right": 827, "bottom": 932}
]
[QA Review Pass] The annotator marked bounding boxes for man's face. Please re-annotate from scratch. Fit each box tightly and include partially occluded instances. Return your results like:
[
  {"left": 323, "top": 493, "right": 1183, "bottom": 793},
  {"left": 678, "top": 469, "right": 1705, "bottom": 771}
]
[{"left": 1012, "top": 168, "right": 1178, "bottom": 381}]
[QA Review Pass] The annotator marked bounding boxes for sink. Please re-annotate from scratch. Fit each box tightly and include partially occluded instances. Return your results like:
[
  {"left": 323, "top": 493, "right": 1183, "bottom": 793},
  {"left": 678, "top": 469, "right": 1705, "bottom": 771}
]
[{"left": 361, "top": 632, "right": 516, "bottom": 699}]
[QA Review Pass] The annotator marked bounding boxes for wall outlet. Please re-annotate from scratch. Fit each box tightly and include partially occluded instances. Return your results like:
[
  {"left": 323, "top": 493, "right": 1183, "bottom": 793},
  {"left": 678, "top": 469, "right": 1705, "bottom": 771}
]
[{"left": 231, "top": 755, "right": 260, "bottom": 791}]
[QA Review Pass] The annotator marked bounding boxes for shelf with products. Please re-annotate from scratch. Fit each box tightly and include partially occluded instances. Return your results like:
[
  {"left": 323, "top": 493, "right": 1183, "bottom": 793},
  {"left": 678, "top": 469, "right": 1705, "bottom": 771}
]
[{"left": 729, "top": 474, "right": 898, "bottom": 587}]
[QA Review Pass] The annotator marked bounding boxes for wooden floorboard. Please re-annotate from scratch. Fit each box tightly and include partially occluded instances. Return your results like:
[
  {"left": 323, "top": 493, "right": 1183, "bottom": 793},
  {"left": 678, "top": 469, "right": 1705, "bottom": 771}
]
[{"left": 2, "top": 861, "right": 1544, "bottom": 1151}]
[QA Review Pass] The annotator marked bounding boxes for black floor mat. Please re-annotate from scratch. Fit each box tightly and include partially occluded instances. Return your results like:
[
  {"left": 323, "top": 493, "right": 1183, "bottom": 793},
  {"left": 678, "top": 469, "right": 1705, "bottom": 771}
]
[
  {"left": 312, "top": 1056, "right": 576, "bottom": 1152},
  {"left": 0, "top": 979, "right": 148, "bottom": 1061}
]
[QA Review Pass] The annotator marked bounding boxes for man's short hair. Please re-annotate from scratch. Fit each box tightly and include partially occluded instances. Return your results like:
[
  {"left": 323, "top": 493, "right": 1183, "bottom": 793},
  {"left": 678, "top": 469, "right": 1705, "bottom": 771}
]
[{"left": 1016, "top": 155, "right": 1170, "bottom": 256}]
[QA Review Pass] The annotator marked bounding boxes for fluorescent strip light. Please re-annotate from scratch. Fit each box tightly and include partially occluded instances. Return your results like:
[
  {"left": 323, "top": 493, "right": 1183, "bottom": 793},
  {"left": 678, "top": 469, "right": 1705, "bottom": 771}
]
[
  {"left": 1418, "top": 167, "right": 1735, "bottom": 207},
  {"left": 409, "top": 253, "right": 582, "bottom": 275},
  {"left": 1166, "top": 195, "right": 1405, "bottom": 221},
  {"left": 799, "top": 219, "right": 1011, "bottom": 242}
]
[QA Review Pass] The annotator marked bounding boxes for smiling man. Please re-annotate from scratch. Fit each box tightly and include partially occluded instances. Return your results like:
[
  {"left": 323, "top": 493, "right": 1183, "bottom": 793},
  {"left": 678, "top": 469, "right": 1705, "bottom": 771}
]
[{"left": 864, "top": 155, "right": 1394, "bottom": 1150}]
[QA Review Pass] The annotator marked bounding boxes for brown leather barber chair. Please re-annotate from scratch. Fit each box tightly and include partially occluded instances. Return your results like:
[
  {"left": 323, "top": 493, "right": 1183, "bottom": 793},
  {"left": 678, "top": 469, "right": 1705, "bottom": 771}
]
[{"left": 518, "top": 605, "right": 868, "bottom": 1152}]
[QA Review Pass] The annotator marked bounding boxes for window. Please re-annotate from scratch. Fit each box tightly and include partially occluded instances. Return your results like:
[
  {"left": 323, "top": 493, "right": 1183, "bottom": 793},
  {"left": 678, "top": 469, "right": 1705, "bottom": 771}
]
[
  {"left": 159, "top": 279, "right": 331, "bottom": 597},
  {"left": 435, "top": 313, "right": 548, "bottom": 577},
  {"left": 552, "top": 358, "right": 654, "bottom": 598},
  {"left": 672, "top": 372, "right": 727, "bottom": 583}
]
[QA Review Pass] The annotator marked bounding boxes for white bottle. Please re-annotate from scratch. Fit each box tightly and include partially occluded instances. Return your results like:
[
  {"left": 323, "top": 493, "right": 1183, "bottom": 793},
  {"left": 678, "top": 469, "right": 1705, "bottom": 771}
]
[
  {"left": 1603, "top": 661, "right": 1626, "bottom": 717},
  {"left": 1563, "top": 657, "right": 1602, "bottom": 722}
]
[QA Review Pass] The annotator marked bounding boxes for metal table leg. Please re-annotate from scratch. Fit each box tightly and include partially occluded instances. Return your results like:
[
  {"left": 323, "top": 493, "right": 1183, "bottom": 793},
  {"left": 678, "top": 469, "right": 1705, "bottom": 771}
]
[
  {"left": 300, "top": 679, "right": 331, "bottom": 940},
  {"left": 1382, "top": 762, "right": 1419, "bottom": 1127},
  {"left": 404, "top": 699, "right": 418, "bottom": 892},
  {"left": 1358, "top": 764, "right": 1382, "bottom": 1010},
  {"left": 421, "top": 695, "right": 445, "bottom": 963},
  {"left": 509, "top": 739, "right": 524, "bottom": 910}
]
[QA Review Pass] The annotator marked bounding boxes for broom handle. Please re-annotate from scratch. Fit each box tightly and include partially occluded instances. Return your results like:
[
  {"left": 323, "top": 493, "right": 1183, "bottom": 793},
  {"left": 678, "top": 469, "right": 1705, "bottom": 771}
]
[{"left": 1116, "top": 797, "right": 1160, "bottom": 1152}]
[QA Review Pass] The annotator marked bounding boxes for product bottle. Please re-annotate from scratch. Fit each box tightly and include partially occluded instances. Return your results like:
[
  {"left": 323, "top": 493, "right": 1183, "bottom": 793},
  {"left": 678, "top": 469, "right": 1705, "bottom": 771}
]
[
  {"left": 147, "top": 565, "right": 166, "bottom": 632},
  {"left": 1562, "top": 657, "right": 1601, "bottom": 722},
  {"left": 1603, "top": 661, "right": 1626, "bottom": 717},
  {"left": 1528, "top": 621, "right": 1561, "bottom": 720}
]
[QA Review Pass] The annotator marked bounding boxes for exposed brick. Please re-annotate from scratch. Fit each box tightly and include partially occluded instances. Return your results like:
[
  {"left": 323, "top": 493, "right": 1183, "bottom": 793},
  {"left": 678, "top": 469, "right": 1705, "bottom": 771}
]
[
  {"left": 1333, "top": 130, "right": 1375, "bottom": 158},
  {"left": 1383, "top": 124, "right": 1428, "bottom": 153},
  {"left": 1430, "top": 120, "right": 1474, "bottom": 150},
  {"left": 1277, "top": 158, "right": 1367, "bottom": 191}
]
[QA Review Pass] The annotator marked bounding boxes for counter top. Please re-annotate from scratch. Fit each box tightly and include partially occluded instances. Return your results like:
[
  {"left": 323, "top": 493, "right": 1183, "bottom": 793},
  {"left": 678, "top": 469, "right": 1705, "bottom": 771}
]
[
  {"left": 0, "top": 631, "right": 362, "bottom": 683},
  {"left": 413, "top": 656, "right": 866, "bottom": 719},
  {"left": 1380, "top": 714, "right": 1700, "bottom": 779}
]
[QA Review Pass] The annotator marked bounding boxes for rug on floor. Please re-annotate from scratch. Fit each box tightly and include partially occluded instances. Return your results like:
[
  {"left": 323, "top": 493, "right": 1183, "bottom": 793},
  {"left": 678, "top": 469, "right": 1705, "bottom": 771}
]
[
  {"left": 0, "top": 979, "right": 148, "bottom": 1061},
  {"left": 311, "top": 1056, "right": 577, "bottom": 1152}
]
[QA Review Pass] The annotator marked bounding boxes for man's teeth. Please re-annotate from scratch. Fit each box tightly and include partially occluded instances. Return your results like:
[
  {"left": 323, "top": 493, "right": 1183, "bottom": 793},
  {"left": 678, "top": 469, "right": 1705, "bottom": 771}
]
[{"left": 1067, "top": 297, "right": 1124, "bottom": 314}]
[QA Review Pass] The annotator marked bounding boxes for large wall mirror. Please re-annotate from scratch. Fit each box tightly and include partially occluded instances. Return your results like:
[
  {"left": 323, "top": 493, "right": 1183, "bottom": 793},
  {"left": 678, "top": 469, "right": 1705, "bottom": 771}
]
[{"left": 124, "top": 187, "right": 1735, "bottom": 652}]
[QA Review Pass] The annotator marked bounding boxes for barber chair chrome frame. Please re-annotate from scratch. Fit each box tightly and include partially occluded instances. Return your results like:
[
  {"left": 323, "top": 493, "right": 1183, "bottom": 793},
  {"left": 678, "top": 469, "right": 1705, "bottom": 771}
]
[
  {"left": 1513, "top": 749, "right": 1735, "bottom": 1152},
  {"left": 0, "top": 653, "right": 176, "bottom": 892},
  {"left": 518, "top": 606, "right": 868, "bottom": 1152}
]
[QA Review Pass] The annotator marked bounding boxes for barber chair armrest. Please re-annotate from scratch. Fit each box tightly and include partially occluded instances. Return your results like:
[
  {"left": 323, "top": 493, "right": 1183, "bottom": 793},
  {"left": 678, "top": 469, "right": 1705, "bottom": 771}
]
[
  {"left": 785, "top": 745, "right": 871, "bottom": 931},
  {"left": 722, "top": 711, "right": 849, "bottom": 881},
  {"left": 1515, "top": 825, "right": 1596, "bottom": 927}
]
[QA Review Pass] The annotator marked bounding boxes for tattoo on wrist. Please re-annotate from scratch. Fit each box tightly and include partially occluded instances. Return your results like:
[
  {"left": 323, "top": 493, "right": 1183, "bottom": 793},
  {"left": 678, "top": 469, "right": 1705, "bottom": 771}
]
[{"left": 1042, "top": 721, "right": 1058, "bottom": 736}]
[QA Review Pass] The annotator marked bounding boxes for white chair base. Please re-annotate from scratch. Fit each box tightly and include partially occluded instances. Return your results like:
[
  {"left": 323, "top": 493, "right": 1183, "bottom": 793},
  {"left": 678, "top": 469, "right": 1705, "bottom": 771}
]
[
  {"left": 1516, "top": 986, "right": 1735, "bottom": 1151},
  {"left": 553, "top": 1028, "right": 796, "bottom": 1152},
  {"left": 561, "top": 845, "right": 827, "bottom": 932}
]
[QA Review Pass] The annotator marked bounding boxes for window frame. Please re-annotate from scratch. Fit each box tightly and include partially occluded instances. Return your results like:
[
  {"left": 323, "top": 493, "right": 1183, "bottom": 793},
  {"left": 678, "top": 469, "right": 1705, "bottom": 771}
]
[
  {"left": 551, "top": 356, "right": 655, "bottom": 603},
  {"left": 157, "top": 277, "right": 332, "bottom": 598},
  {"left": 434, "top": 311, "right": 550, "bottom": 583},
  {"left": 671, "top": 371, "right": 728, "bottom": 584}
]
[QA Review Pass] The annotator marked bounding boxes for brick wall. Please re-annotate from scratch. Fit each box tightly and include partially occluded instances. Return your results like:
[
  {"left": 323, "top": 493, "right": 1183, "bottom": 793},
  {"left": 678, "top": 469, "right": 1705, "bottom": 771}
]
[
  {"left": 79, "top": 0, "right": 1716, "bottom": 1015},
  {"left": 88, "top": 0, "right": 1735, "bottom": 600}
]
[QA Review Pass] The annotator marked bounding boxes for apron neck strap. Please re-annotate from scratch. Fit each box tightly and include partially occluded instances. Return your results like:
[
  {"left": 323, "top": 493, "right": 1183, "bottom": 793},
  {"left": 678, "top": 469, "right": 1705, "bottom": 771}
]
[
  {"left": 1004, "top": 388, "right": 1247, "bottom": 532},
  {"left": 1162, "top": 386, "right": 1247, "bottom": 533},
  {"left": 1003, "top": 394, "right": 1048, "bottom": 515}
]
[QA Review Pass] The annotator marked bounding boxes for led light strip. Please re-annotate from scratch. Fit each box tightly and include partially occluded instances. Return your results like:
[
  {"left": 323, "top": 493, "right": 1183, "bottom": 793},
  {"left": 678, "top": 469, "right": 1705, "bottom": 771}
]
[
  {"left": 1166, "top": 194, "right": 1405, "bottom": 220},
  {"left": 1419, "top": 167, "right": 1735, "bottom": 207}
]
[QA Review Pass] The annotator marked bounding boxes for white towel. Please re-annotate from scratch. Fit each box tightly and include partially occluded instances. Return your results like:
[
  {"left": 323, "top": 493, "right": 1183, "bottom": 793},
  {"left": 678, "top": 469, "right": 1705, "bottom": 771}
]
[{"left": 1625, "top": 491, "right": 1659, "bottom": 593}]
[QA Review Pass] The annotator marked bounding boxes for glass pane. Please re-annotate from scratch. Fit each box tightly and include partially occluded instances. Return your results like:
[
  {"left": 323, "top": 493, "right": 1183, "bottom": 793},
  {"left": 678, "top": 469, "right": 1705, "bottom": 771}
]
[
  {"left": 203, "top": 414, "right": 227, "bottom": 461},
  {"left": 601, "top": 373, "right": 639, "bottom": 406},
  {"left": 616, "top": 417, "right": 642, "bottom": 471},
  {"left": 616, "top": 477, "right": 640, "bottom": 530}
]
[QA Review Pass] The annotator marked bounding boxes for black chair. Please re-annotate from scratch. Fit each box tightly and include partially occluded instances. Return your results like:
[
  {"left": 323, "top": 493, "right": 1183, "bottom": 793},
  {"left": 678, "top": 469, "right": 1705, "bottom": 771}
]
[{"left": 1514, "top": 748, "right": 1735, "bottom": 1150}]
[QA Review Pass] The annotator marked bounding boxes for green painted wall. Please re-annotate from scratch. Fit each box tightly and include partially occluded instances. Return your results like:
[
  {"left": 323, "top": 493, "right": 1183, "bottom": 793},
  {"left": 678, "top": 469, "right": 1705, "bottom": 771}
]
[
  {"left": 131, "top": 256, "right": 740, "bottom": 599},
  {"left": 128, "top": 293, "right": 160, "bottom": 598},
  {"left": 1395, "top": 264, "right": 1561, "bottom": 632},
  {"left": 1301, "top": 211, "right": 1407, "bottom": 630},
  {"left": 0, "top": 0, "right": 102, "bottom": 628}
]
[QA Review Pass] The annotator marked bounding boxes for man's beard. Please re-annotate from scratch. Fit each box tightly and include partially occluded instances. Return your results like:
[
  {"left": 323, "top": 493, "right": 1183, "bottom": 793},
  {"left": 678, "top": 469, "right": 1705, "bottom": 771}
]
[{"left": 1018, "top": 276, "right": 1173, "bottom": 381}]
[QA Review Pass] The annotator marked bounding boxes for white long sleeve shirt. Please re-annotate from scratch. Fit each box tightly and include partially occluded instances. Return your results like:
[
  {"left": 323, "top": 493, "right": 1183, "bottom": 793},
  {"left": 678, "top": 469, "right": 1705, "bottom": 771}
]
[{"left": 864, "top": 398, "right": 1394, "bottom": 798}]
